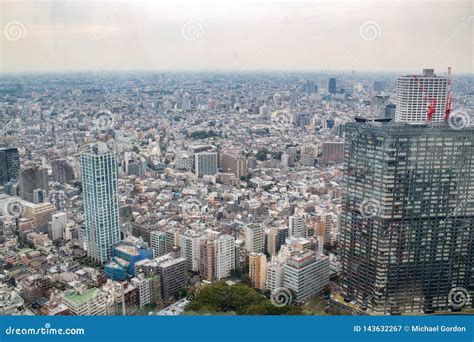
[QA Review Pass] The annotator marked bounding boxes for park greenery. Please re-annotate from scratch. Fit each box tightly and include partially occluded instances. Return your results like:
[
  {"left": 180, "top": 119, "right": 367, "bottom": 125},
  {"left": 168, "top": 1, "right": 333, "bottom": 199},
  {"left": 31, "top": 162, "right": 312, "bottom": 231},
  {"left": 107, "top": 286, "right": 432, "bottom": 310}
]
[{"left": 184, "top": 282, "right": 310, "bottom": 315}]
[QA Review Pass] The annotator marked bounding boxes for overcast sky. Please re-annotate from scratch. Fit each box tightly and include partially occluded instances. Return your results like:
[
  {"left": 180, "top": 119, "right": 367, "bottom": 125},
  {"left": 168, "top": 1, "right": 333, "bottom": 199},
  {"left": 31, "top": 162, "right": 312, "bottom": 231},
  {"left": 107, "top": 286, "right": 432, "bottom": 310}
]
[{"left": 0, "top": 0, "right": 472, "bottom": 73}]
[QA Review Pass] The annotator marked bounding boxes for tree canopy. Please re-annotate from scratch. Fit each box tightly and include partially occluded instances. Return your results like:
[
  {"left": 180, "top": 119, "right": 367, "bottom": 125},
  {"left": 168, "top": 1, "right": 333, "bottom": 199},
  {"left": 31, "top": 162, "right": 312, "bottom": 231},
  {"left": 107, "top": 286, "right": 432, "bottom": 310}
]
[{"left": 184, "top": 282, "right": 308, "bottom": 315}]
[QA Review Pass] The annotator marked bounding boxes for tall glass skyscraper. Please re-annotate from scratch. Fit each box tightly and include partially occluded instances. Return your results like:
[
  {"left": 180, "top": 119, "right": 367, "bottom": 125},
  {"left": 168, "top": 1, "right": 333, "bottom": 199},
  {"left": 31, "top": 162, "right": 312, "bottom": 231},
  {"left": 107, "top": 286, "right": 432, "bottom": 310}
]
[
  {"left": 80, "top": 142, "right": 120, "bottom": 263},
  {"left": 341, "top": 122, "right": 473, "bottom": 314},
  {"left": 0, "top": 147, "right": 20, "bottom": 185}
]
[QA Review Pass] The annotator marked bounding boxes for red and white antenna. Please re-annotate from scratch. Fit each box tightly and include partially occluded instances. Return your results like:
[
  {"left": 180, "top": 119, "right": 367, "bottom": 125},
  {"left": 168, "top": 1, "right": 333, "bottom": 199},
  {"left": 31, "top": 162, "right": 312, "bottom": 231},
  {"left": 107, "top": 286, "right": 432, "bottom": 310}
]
[
  {"left": 413, "top": 75, "right": 436, "bottom": 122},
  {"left": 444, "top": 66, "right": 452, "bottom": 121}
]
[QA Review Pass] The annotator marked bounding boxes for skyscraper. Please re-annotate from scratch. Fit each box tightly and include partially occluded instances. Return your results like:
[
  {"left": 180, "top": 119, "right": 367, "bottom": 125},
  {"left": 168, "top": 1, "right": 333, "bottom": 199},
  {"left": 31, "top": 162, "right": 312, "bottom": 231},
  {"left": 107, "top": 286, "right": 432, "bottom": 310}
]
[
  {"left": 341, "top": 122, "right": 474, "bottom": 314},
  {"left": 328, "top": 78, "right": 337, "bottom": 94},
  {"left": 395, "top": 68, "right": 448, "bottom": 124},
  {"left": 20, "top": 165, "right": 49, "bottom": 202},
  {"left": 80, "top": 142, "right": 120, "bottom": 263},
  {"left": 0, "top": 147, "right": 19, "bottom": 185},
  {"left": 51, "top": 159, "right": 76, "bottom": 184}
]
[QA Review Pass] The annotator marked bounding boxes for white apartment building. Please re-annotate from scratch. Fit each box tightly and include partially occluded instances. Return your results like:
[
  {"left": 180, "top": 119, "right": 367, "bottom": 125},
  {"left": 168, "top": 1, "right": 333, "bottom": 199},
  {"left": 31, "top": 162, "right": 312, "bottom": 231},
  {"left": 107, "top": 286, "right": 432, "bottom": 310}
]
[
  {"left": 244, "top": 224, "right": 264, "bottom": 253},
  {"left": 395, "top": 68, "right": 447, "bottom": 124},
  {"left": 179, "top": 230, "right": 205, "bottom": 272},
  {"left": 289, "top": 215, "right": 305, "bottom": 237},
  {"left": 194, "top": 152, "right": 218, "bottom": 177},
  {"left": 214, "top": 234, "right": 235, "bottom": 280}
]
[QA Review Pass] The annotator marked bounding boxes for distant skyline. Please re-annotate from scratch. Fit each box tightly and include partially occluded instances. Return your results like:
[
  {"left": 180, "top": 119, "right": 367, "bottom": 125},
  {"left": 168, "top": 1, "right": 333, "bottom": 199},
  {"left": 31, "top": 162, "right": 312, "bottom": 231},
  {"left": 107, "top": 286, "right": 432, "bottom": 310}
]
[{"left": 1, "top": 0, "right": 472, "bottom": 74}]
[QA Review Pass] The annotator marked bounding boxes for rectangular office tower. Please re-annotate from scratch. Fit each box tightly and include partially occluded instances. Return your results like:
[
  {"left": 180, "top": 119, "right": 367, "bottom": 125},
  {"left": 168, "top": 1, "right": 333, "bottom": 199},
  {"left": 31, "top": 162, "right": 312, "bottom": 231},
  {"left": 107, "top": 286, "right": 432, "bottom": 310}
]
[
  {"left": 0, "top": 147, "right": 19, "bottom": 185},
  {"left": 341, "top": 122, "right": 474, "bottom": 314},
  {"left": 395, "top": 69, "right": 447, "bottom": 124},
  {"left": 80, "top": 142, "right": 120, "bottom": 263}
]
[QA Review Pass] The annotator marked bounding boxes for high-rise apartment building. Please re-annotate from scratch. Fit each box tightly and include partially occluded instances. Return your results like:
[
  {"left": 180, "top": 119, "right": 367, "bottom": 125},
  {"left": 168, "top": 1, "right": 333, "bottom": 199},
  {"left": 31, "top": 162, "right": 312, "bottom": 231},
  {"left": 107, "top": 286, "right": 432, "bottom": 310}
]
[
  {"left": 341, "top": 122, "right": 474, "bottom": 314},
  {"left": 150, "top": 230, "right": 166, "bottom": 257},
  {"left": 320, "top": 141, "right": 345, "bottom": 165},
  {"left": 244, "top": 224, "right": 265, "bottom": 253},
  {"left": 289, "top": 215, "right": 305, "bottom": 237},
  {"left": 266, "top": 226, "right": 289, "bottom": 256},
  {"left": 214, "top": 234, "right": 235, "bottom": 280},
  {"left": 155, "top": 253, "right": 187, "bottom": 302},
  {"left": 199, "top": 239, "right": 215, "bottom": 281},
  {"left": 221, "top": 152, "right": 248, "bottom": 179},
  {"left": 249, "top": 252, "right": 267, "bottom": 290},
  {"left": 395, "top": 69, "right": 447, "bottom": 124},
  {"left": 179, "top": 230, "right": 205, "bottom": 272},
  {"left": 195, "top": 152, "right": 218, "bottom": 177},
  {"left": 80, "top": 142, "right": 120, "bottom": 263}
]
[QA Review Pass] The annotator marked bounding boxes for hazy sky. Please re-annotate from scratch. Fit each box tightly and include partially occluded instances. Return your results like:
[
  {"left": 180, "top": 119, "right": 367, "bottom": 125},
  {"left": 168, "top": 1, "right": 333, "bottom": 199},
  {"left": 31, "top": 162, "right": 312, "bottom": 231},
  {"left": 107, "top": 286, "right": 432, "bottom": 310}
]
[{"left": 0, "top": 0, "right": 472, "bottom": 73}]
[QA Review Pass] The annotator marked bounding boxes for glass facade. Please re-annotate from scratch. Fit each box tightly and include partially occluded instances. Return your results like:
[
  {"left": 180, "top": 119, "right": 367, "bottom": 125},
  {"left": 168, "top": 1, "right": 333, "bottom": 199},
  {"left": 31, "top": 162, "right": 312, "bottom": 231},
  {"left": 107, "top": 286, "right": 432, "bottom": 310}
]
[{"left": 341, "top": 122, "right": 474, "bottom": 314}]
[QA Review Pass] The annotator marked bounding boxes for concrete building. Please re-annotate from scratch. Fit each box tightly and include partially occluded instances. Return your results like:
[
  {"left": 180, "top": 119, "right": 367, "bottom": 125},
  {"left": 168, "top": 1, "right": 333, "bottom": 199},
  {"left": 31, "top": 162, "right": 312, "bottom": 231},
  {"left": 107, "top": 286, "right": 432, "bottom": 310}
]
[
  {"left": 266, "top": 261, "right": 284, "bottom": 293},
  {"left": 320, "top": 142, "right": 344, "bottom": 165},
  {"left": 395, "top": 68, "right": 448, "bottom": 124},
  {"left": 244, "top": 224, "right": 265, "bottom": 253},
  {"left": 199, "top": 239, "right": 215, "bottom": 281},
  {"left": 195, "top": 152, "right": 218, "bottom": 177},
  {"left": 62, "top": 287, "right": 108, "bottom": 316},
  {"left": 214, "top": 234, "right": 235, "bottom": 280},
  {"left": 179, "top": 230, "right": 205, "bottom": 272},
  {"left": 289, "top": 215, "right": 305, "bottom": 237},
  {"left": 249, "top": 252, "right": 267, "bottom": 290},
  {"left": 283, "top": 251, "right": 330, "bottom": 302},
  {"left": 20, "top": 165, "right": 49, "bottom": 202},
  {"left": 23, "top": 201, "right": 56, "bottom": 230},
  {"left": 155, "top": 253, "right": 188, "bottom": 302},
  {"left": 150, "top": 230, "right": 166, "bottom": 257},
  {"left": 51, "top": 159, "right": 76, "bottom": 184},
  {"left": 266, "top": 226, "right": 289, "bottom": 256},
  {"left": 48, "top": 212, "right": 67, "bottom": 241}
]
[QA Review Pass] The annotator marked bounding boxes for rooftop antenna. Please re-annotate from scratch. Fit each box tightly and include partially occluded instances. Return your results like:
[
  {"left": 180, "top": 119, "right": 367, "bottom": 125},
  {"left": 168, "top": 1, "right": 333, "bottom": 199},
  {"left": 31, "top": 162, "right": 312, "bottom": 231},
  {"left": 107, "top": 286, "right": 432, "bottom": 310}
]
[{"left": 444, "top": 67, "right": 452, "bottom": 121}]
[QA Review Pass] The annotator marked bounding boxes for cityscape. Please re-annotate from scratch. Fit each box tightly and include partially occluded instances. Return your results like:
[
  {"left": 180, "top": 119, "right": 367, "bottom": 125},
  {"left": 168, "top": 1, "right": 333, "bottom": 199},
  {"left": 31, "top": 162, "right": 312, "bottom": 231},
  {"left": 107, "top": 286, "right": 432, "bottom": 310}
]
[{"left": 0, "top": 0, "right": 473, "bottom": 320}]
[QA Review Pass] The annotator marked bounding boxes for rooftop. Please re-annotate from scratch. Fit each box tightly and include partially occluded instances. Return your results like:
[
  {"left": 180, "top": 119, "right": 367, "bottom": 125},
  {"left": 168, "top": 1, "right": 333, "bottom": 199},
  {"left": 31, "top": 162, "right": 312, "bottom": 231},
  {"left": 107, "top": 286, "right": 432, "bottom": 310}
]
[{"left": 64, "top": 288, "right": 101, "bottom": 305}]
